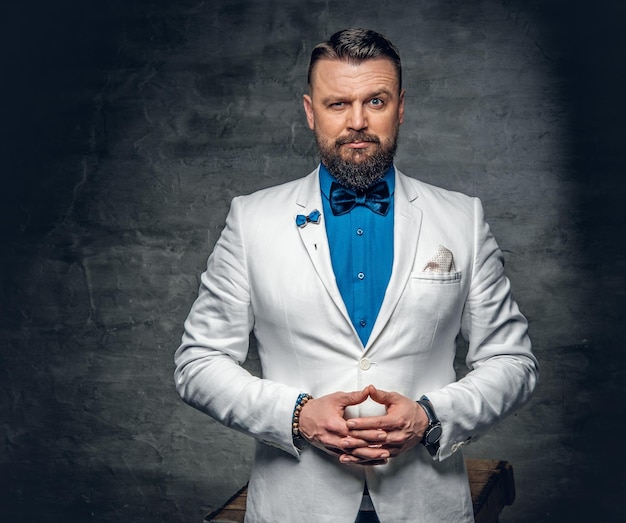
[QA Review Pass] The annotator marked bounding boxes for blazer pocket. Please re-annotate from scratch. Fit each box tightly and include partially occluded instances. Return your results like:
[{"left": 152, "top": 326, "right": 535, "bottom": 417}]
[
  {"left": 393, "top": 271, "right": 464, "bottom": 353},
  {"left": 410, "top": 271, "right": 462, "bottom": 284}
]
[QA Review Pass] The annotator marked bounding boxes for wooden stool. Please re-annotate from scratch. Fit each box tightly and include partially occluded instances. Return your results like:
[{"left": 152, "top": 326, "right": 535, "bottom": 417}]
[{"left": 206, "top": 459, "right": 515, "bottom": 523}]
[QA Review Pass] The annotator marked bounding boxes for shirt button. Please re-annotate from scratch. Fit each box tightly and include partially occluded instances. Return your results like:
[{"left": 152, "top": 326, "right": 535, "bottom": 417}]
[
  {"left": 356, "top": 228, "right": 364, "bottom": 236},
  {"left": 359, "top": 319, "right": 367, "bottom": 327},
  {"left": 359, "top": 358, "right": 371, "bottom": 371},
  {"left": 357, "top": 272, "right": 365, "bottom": 280}
]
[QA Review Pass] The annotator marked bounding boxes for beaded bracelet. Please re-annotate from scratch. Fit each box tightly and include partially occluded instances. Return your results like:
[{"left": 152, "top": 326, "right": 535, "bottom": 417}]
[{"left": 292, "top": 392, "right": 313, "bottom": 443}]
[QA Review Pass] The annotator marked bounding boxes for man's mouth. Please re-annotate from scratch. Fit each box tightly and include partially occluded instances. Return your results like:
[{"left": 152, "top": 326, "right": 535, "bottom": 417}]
[
  {"left": 336, "top": 135, "right": 380, "bottom": 151},
  {"left": 343, "top": 141, "right": 371, "bottom": 149}
]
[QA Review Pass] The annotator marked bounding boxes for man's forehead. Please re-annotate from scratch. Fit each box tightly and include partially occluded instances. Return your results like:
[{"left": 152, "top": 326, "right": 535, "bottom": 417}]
[{"left": 309, "top": 57, "right": 400, "bottom": 92}]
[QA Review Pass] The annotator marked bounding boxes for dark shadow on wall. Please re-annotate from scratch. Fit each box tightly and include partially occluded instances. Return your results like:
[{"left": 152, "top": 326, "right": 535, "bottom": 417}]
[
  {"left": 531, "top": 1, "right": 626, "bottom": 521},
  {"left": 0, "top": 1, "right": 117, "bottom": 240},
  {"left": 0, "top": 2, "right": 187, "bottom": 521}
]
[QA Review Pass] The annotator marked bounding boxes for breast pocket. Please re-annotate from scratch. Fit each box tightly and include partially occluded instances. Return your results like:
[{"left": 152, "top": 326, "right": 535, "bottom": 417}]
[
  {"left": 410, "top": 271, "right": 463, "bottom": 285},
  {"left": 392, "top": 271, "right": 465, "bottom": 351},
  {"left": 407, "top": 271, "right": 464, "bottom": 319}
]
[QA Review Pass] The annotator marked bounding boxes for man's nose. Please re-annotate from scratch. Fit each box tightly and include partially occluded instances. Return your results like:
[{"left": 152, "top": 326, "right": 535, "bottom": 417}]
[{"left": 347, "top": 104, "right": 367, "bottom": 131}]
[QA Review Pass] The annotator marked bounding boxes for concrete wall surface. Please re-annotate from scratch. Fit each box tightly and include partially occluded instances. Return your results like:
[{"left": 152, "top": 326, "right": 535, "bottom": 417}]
[{"left": 1, "top": 1, "right": 625, "bottom": 522}]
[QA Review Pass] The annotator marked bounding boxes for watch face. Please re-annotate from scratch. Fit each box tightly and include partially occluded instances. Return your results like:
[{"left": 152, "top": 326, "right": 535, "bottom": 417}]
[{"left": 425, "top": 425, "right": 442, "bottom": 445}]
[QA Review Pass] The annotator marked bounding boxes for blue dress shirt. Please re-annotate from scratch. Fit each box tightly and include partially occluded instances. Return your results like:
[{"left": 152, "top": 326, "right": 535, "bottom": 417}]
[{"left": 319, "top": 164, "right": 395, "bottom": 346}]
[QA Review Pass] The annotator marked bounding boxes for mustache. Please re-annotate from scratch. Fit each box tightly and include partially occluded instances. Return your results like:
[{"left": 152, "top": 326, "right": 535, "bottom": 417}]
[{"left": 335, "top": 132, "right": 381, "bottom": 146}]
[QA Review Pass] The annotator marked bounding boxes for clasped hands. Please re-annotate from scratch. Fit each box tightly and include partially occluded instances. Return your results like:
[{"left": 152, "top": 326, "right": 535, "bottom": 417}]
[{"left": 298, "top": 384, "right": 429, "bottom": 465}]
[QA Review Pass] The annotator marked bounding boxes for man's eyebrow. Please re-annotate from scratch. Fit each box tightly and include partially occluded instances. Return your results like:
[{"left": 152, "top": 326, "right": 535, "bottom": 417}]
[
  {"left": 369, "top": 89, "right": 393, "bottom": 98},
  {"left": 319, "top": 89, "right": 394, "bottom": 105},
  {"left": 319, "top": 95, "right": 343, "bottom": 105}
]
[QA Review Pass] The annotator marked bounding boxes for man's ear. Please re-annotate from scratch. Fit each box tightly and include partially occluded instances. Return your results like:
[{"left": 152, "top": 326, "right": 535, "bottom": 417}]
[
  {"left": 398, "top": 89, "right": 406, "bottom": 125},
  {"left": 303, "top": 94, "right": 315, "bottom": 130}
]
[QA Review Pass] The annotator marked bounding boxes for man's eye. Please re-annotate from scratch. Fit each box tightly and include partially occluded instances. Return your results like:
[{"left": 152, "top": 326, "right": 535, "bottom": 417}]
[
  {"left": 330, "top": 102, "right": 345, "bottom": 108},
  {"left": 370, "top": 98, "right": 384, "bottom": 106}
]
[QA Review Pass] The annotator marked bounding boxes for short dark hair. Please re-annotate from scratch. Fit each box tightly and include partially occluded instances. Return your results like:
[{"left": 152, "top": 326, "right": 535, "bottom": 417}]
[{"left": 307, "top": 28, "right": 402, "bottom": 91}]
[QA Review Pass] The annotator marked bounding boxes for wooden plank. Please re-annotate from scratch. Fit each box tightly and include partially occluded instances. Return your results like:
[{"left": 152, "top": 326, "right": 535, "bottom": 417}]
[
  {"left": 467, "top": 459, "right": 516, "bottom": 523},
  {"left": 206, "top": 459, "right": 515, "bottom": 523},
  {"left": 206, "top": 484, "right": 248, "bottom": 523}
]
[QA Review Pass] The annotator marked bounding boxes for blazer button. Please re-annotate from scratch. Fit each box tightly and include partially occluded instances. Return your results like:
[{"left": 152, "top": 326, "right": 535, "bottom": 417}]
[{"left": 359, "top": 358, "right": 371, "bottom": 370}]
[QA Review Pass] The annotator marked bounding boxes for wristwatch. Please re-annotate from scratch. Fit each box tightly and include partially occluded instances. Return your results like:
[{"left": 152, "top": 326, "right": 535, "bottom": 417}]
[{"left": 417, "top": 395, "right": 442, "bottom": 456}]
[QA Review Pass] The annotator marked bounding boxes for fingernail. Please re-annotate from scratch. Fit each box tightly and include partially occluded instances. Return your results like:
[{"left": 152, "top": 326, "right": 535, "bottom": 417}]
[
  {"left": 378, "top": 432, "right": 387, "bottom": 440},
  {"left": 347, "top": 421, "right": 355, "bottom": 428}
]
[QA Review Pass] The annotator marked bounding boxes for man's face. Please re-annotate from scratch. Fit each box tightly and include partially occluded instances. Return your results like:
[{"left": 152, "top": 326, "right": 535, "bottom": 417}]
[{"left": 303, "top": 57, "right": 405, "bottom": 190}]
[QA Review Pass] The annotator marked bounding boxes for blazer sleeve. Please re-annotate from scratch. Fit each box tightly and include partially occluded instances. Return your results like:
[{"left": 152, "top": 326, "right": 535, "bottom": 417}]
[
  {"left": 426, "top": 197, "right": 539, "bottom": 460},
  {"left": 174, "top": 196, "right": 303, "bottom": 457}
]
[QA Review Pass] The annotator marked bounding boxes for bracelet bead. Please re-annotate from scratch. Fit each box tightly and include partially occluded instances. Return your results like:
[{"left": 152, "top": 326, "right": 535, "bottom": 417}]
[{"left": 292, "top": 393, "right": 313, "bottom": 442}]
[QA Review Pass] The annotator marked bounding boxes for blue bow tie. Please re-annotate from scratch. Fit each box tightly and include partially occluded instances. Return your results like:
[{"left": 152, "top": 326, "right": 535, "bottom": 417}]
[
  {"left": 295, "top": 209, "right": 321, "bottom": 228},
  {"left": 328, "top": 180, "right": 391, "bottom": 216}
]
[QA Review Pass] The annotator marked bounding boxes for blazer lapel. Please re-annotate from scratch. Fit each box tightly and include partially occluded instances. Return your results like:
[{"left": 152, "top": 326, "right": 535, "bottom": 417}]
[
  {"left": 293, "top": 168, "right": 424, "bottom": 347},
  {"left": 366, "top": 170, "right": 423, "bottom": 349},
  {"left": 295, "top": 169, "right": 353, "bottom": 325}
]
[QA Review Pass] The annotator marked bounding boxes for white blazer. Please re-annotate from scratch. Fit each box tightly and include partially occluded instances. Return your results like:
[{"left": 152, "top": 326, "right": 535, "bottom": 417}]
[{"left": 175, "top": 167, "right": 538, "bottom": 522}]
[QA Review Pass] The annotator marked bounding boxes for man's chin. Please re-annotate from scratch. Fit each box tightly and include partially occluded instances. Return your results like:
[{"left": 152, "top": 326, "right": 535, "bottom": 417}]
[{"left": 339, "top": 150, "right": 373, "bottom": 164}]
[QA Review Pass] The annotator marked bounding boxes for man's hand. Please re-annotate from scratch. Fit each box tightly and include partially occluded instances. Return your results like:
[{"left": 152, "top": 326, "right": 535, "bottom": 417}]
[
  {"left": 340, "top": 385, "right": 428, "bottom": 463},
  {"left": 298, "top": 387, "right": 390, "bottom": 465}
]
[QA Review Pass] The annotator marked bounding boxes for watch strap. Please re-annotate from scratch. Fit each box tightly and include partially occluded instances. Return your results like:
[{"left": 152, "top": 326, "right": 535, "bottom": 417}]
[
  {"left": 417, "top": 396, "right": 438, "bottom": 424},
  {"left": 417, "top": 395, "right": 441, "bottom": 455}
]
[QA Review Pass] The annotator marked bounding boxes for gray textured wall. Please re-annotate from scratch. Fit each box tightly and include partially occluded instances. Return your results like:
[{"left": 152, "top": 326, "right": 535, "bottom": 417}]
[{"left": 1, "top": 1, "right": 625, "bottom": 522}]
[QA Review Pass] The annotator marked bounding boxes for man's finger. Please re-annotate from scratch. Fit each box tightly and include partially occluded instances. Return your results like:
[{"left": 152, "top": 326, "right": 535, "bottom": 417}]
[
  {"left": 340, "top": 386, "right": 371, "bottom": 407},
  {"left": 344, "top": 429, "right": 388, "bottom": 443},
  {"left": 346, "top": 415, "right": 389, "bottom": 430},
  {"left": 367, "top": 385, "right": 395, "bottom": 404},
  {"left": 345, "top": 446, "right": 391, "bottom": 461},
  {"left": 339, "top": 454, "right": 389, "bottom": 466},
  {"left": 339, "top": 431, "right": 386, "bottom": 449}
]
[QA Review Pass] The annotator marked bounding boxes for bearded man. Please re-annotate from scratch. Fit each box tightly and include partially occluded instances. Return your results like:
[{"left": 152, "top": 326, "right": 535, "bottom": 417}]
[{"left": 175, "top": 28, "right": 538, "bottom": 523}]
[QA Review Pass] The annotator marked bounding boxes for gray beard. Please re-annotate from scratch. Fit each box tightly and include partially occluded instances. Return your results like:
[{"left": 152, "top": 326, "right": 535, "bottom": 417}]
[{"left": 316, "top": 130, "right": 398, "bottom": 191}]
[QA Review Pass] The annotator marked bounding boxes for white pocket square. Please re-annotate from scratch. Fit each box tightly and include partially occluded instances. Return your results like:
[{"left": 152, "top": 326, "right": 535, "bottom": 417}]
[{"left": 423, "top": 245, "right": 455, "bottom": 273}]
